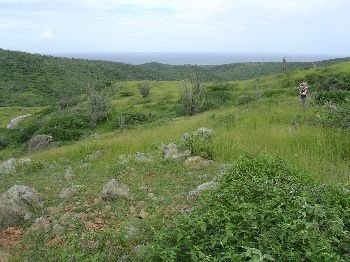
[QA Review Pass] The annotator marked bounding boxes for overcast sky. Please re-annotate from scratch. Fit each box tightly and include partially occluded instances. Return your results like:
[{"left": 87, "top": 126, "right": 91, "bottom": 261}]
[{"left": 0, "top": 0, "right": 349, "bottom": 54}]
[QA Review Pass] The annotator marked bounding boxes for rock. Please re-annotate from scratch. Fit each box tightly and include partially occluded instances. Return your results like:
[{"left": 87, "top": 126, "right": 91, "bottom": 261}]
[
  {"left": 188, "top": 181, "right": 219, "bottom": 198},
  {"left": 185, "top": 156, "right": 215, "bottom": 169},
  {"left": 28, "top": 135, "right": 53, "bottom": 152},
  {"left": 17, "top": 158, "right": 32, "bottom": 166},
  {"left": 138, "top": 208, "right": 149, "bottom": 219},
  {"left": 59, "top": 188, "right": 77, "bottom": 200},
  {"left": 147, "top": 193, "right": 157, "bottom": 201},
  {"left": 0, "top": 158, "right": 17, "bottom": 175},
  {"left": 135, "top": 152, "right": 152, "bottom": 162},
  {"left": 214, "top": 164, "right": 231, "bottom": 181},
  {"left": 160, "top": 143, "right": 191, "bottom": 161},
  {"left": 7, "top": 114, "right": 32, "bottom": 129},
  {"left": 47, "top": 207, "right": 62, "bottom": 215},
  {"left": 87, "top": 150, "right": 105, "bottom": 161},
  {"left": 90, "top": 133, "right": 101, "bottom": 139},
  {"left": 64, "top": 167, "right": 74, "bottom": 180},
  {"left": 79, "top": 163, "right": 91, "bottom": 169},
  {"left": 0, "top": 185, "right": 44, "bottom": 230},
  {"left": 101, "top": 179, "right": 131, "bottom": 201},
  {"left": 30, "top": 216, "right": 63, "bottom": 235},
  {"left": 118, "top": 154, "right": 130, "bottom": 164}
]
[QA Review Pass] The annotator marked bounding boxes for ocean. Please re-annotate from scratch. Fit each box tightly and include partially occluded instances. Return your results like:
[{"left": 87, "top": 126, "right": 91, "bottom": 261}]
[{"left": 53, "top": 52, "right": 348, "bottom": 65}]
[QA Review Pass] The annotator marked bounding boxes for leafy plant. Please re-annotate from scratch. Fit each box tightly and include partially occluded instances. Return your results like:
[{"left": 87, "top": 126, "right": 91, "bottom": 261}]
[
  {"left": 181, "top": 127, "right": 215, "bottom": 159},
  {"left": 148, "top": 154, "right": 350, "bottom": 261}
]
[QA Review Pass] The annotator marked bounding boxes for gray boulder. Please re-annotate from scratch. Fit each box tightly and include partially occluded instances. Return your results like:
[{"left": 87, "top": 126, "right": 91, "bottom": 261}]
[
  {"left": 101, "top": 179, "right": 131, "bottom": 201},
  {"left": 7, "top": 114, "right": 32, "bottom": 129},
  {"left": 0, "top": 158, "right": 17, "bottom": 174},
  {"left": 0, "top": 185, "right": 44, "bottom": 230},
  {"left": 160, "top": 143, "right": 191, "bottom": 161},
  {"left": 28, "top": 135, "right": 52, "bottom": 152},
  {"left": 188, "top": 181, "right": 219, "bottom": 198}
]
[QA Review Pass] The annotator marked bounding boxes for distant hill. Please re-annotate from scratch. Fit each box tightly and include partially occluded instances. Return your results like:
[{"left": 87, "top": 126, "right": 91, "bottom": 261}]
[{"left": 1, "top": 48, "right": 349, "bottom": 106}]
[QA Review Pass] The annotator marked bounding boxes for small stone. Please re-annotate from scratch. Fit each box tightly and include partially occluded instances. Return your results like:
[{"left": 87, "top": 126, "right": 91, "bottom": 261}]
[
  {"left": 59, "top": 188, "right": 77, "bottom": 200},
  {"left": 185, "top": 156, "right": 215, "bottom": 169},
  {"left": 135, "top": 152, "right": 152, "bottom": 162},
  {"left": 188, "top": 181, "right": 219, "bottom": 198},
  {"left": 87, "top": 150, "right": 105, "bottom": 161},
  {"left": 52, "top": 223, "right": 64, "bottom": 235},
  {"left": 138, "top": 208, "right": 149, "bottom": 219},
  {"left": 101, "top": 179, "right": 131, "bottom": 201},
  {"left": 64, "top": 167, "right": 74, "bottom": 180}
]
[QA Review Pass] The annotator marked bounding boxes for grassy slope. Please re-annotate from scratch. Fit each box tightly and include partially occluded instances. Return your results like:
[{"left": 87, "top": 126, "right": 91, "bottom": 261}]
[
  {"left": 1, "top": 48, "right": 350, "bottom": 107},
  {"left": 1, "top": 62, "right": 350, "bottom": 260}
]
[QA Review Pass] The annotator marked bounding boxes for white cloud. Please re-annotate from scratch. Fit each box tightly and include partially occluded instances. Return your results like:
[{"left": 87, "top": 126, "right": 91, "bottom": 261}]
[{"left": 39, "top": 28, "right": 54, "bottom": 40}]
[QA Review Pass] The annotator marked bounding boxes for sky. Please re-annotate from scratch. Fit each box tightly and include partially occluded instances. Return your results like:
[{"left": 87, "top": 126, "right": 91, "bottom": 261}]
[{"left": 0, "top": 0, "right": 349, "bottom": 55}]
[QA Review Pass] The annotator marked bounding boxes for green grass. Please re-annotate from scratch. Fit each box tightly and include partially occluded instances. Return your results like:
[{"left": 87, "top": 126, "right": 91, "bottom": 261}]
[{"left": 1, "top": 62, "right": 350, "bottom": 260}]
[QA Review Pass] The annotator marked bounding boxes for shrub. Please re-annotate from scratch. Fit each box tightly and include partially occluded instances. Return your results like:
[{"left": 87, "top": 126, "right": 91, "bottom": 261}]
[
  {"left": 148, "top": 154, "right": 350, "bottom": 261},
  {"left": 40, "top": 114, "right": 90, "bottom": 141},
  {"left": 138, "top": 81, "right": 151, "bottom": 98},
  {"left": 116, "top": 112, "right": 155, "bottom": 129},
  {"left": 58, "top": 96, "right": 79, "bottom": 109},
  {"left": 202, "top": 83, "right": 233, "bottom": 111},
  {"left": 86, "top": 85, "right": 110, "bottom": 126},
  {"left": 180, "top": 73, "right": 205, "bottom": 115},
  {"left": 181, "top": 127, "right": 215, "bottom": 159},
  {"left": 236, "top": 95, "right": 255, "bottom": 105},
  {"left": 320, "top": 101, "right": 350, "bottom": 129},
  {"left": 314, "top": 90, "right": 350, "bottom": 105},
  {"left": 120, "top": 91, "right": 134, "bottom": 97},
  {"left": 0, "top": 136, "right": 7, "bottom": 149}
]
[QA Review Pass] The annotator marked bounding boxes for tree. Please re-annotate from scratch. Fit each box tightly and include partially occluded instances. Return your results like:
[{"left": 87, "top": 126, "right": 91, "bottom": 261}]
[
  {"left": 138, "top": 80, "right": 151, "bottom": 98},
  {"left": 180, "top": 73, "right": 205, "bottom": 115},
  {"left": 86, "top": 83, "right": 111, "bottom": 126}
]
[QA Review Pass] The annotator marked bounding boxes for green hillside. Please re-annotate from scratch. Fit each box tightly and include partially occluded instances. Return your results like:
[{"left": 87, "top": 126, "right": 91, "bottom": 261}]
[
  {"left": 1, "top": 48, "right": 349, "bottom": 107},
  {"left": 0, "top": 60, "right": 349, "bottom": 260}
]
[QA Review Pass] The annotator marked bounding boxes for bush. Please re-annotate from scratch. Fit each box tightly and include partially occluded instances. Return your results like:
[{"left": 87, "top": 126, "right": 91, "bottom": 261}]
[
  {"left": 0, "top": 136, "right": 7, "bottom": 149},
  {"left": 86, "top": 86, "right": 110, "bottom": 126},
  {"left": 40, "top": 114, "right": 90, "bottom": 141},
  {"left": 236, "top": 95, "right": 255, "bottom": 105},
  {"left": 320, "top": 101, "right": 350, "bottom": 129},
  {"left": 120, "top": 91, "right": 134, "bottom": 97},
  {"left": 138, "top": 81, "right": 151, "bottom": 98},
  {"left": 58, "top": 96, "right": 79, "bottom": 109},
  {"left": 181, "top": 128, "right": 215, "bottom": 159},
  {"left": 202, "top": 83, "right": 233, "bottom": 111},
  {"left": 148, "top": 154, "right": 350, "bottom": 261},
  {"left": 116, "top": 112, "right": 155, "bottom": 129},
  {"left": 314, "top": 90, "right": 350, "bottom": 105}
]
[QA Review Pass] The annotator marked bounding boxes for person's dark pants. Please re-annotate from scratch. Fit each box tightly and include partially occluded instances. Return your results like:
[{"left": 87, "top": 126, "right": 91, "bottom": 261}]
[{"left": 301, "top": 94, "right": 306, "bottom": 106}]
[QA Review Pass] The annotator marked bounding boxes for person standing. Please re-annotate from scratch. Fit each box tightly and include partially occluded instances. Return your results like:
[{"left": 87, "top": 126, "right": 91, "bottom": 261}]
[{"left": 299, "top": 81, "right": 308, "bottom": 106}]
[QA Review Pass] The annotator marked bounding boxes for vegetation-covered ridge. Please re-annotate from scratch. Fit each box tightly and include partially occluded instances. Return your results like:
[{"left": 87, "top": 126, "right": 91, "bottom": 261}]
[{"left": 1, "top": 48, "right": 350, "bottom": 106}]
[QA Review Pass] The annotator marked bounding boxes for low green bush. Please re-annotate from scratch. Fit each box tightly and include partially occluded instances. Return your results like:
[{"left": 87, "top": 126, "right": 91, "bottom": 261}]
[
  {"left": 314, "top": 90, "right": 350, "bottom": 105},
  {"left": 181, "top": 128, "right": 215, "bottom": 159},
  {"left": 148, "top": 154, "right": 350, "bottom": 261},
  {"left": 116, "top": 112, "right": 155, "bottom": 129},
  {"left": 236, "top": 95, "right": 255, "bottom": 105}
]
